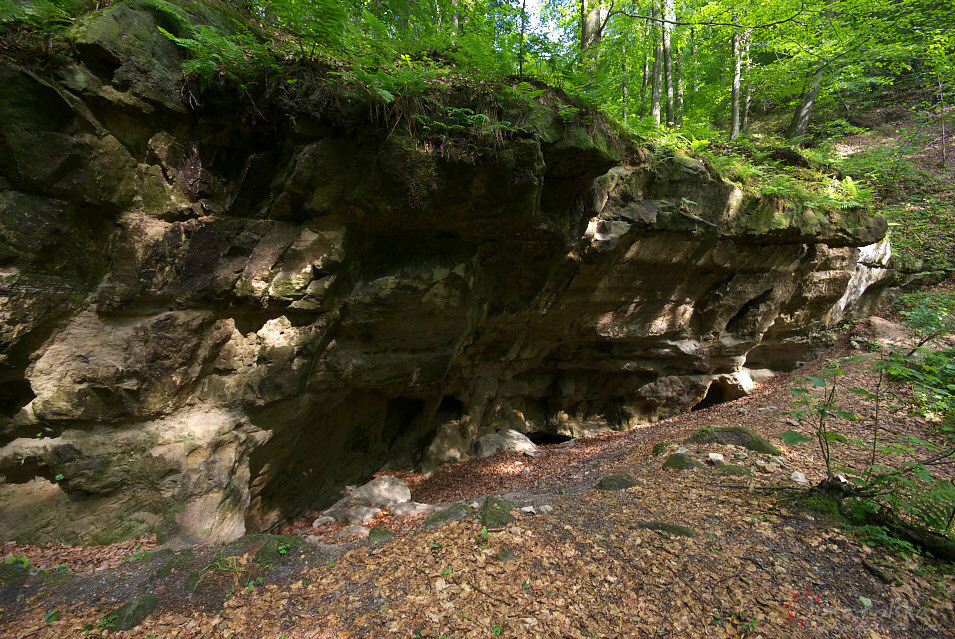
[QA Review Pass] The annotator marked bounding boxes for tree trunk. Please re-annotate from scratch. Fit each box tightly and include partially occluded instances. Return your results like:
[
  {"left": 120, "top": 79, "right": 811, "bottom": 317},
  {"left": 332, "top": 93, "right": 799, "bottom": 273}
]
[
  {"left": 729, "top": 31, "right": 742, "bottom": 140},
  {"left": 787, "top": 65, "right": 825, "bottom": 142},
  {"left": 518, "top": 0, "right": 528, "bottom": 76},
  {"left": 675, "top": 49, "right": 684, "bottom": 126},
  {"left": 663, "top": 0, "right": 675, "bottom": 125},
  {"left": 451, "top": 0, "right": 459, "bottom": 36},
  {"left": 689, "top": 27, "right": 698, "bottom": 113},
  {"left": 402, "top": 0, "right": 413, "bottom": 35},
  {"left": 622, "top": 43, "right": 628, "bottom": 124},
  {"left": 580, "top": 1, "right": 604, "bottom": 68},
  {"left": 941, "top": 80, "right": 948, "bottom": 169},
  {"left": 651, "top": 0, "right": 663, "bottom": 125},
  {"left": 741, "top": 30, "right": 752, "bottom": 133},
  {"left": 640, "top": 23, "right": 650, "bottom": 118}
]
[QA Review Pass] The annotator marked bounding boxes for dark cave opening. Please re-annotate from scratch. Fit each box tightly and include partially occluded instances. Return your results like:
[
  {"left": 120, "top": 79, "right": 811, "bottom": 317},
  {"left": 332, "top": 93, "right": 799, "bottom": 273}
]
[
  {"left": 526, "top": 431, "right": 574, "bottom": 445},
  {"left": 0, "top": 379, "right": 35, "bottom": 418},
  {"left": 691, "top": 381, "right": 729, "bottom": 412}
]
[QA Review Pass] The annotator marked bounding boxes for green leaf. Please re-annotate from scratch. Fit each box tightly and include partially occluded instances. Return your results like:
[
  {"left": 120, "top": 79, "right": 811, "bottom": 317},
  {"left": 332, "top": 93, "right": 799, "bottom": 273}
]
[
  {"left": 859, "top": 596, "right": 872, "bottom": 609},
  {"left": 807, "top": 376, "right": 828, "bottom": 387},
  {"left": 832, "top": 411, "right": 858, "bottom": 421},
  {"left": 780, "top": 430, "right": 813, "bottom": 445},
  {"left": 54, "top": 474, "right": 64, "bottom": 481},
  {"left": 823, "top": 433, "right": 848, "bottom": 443},
  {"left": 374, "top": 87, "right": 395, "bottom": 103},
  {"left": 440, "top": 567, "right": 452, "bottom": 575},
  {"left": 44, "top": 610, "right": 59, "bottom": 623}
]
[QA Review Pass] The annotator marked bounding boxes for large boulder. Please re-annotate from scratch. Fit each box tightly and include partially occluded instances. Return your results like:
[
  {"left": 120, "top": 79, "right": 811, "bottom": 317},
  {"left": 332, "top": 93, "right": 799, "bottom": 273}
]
[{"left": 472, "top": 429, "right": 537, "bottom": 458}]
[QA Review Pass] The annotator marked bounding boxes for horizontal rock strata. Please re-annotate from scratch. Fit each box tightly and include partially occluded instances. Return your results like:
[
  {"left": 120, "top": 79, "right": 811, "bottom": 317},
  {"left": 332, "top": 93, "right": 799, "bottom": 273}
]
[{"left": 0, "top": 0, "right": 887, "bottom": 545}]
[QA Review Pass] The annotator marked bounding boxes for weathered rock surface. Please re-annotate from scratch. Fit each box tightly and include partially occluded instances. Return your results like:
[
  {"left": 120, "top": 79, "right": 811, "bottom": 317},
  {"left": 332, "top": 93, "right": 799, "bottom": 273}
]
[
  {"left": 0, "top": 0, "right": 889, "bottom": 545},
  {"left": 662, "top": 454, "right": 702, "bottom": 471},
  {"left": 684, "top": 426, "right": 782, "bottom": 455},
  {"left": 320, "top": 476, "right": 412, "bottom": 525},
  {"left": 472, "top": 429, "right": 537, "bottom": 459}
]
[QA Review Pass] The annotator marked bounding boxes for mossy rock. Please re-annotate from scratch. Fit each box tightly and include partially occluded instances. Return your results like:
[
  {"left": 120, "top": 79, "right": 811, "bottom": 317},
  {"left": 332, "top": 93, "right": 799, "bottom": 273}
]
[
  {"left": 719, "top": 464, "right": 755, "bottom": 477},
  {"left": 106, "top": 594, "right": 159, "bottom": 631},
  {"left": 636, "top": 521, "right": 697, "bottom": 538},
  {"left": 425, "top": 502, "right": 472, "bottom": 529},
  {"left": 149, "top": 549, "right": 193, "bottom": 579},
  {"left": 183, "top": 570, "right": 203, "bottom": 593},
  {"left": 684, "top": 425, "right": 781, "bottom": 455},
  {"left": 651, "top": 442, "right": 668, "bottom": 456},
  {"left": 492, "top": 548, "right": 515, "bottom": 563},
  {"left": 0, "top": 561, "right": 29, "bottom": 583},
  {"left": 39, "top": 569, "right": 74, "bottom": 584},
  {"left": 366, "top": 527, "right": 394, "bottom": 545},
  {"left": 662, "top": 453, "right": 701, "bottom": 471},
  {"left": 479, "top": 496, "right": 516, "bottom": 529},
  {"left": 795, "top": 494, "right": 844, "bottom": 522},
  {"left": 252, "top": 535, "right": 308, "bottom": 567},
  {"left": 594, "top": 472, "right": 638, "bottom": 491}
]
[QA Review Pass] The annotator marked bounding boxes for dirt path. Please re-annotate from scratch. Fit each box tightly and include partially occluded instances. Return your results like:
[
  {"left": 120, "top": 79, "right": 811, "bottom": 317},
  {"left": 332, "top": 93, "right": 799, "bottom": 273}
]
[{"left": 1, "top": 324, "right": 954, "bottom": 638}]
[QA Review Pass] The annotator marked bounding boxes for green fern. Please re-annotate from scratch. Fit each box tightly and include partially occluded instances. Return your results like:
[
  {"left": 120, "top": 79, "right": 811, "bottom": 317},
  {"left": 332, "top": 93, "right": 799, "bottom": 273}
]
[{"left": 158, "top": 25, "right": 278, "bottom": 92}]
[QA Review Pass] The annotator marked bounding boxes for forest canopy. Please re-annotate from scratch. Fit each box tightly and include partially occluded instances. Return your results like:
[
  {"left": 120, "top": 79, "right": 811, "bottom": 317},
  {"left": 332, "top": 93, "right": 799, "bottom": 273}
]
[{"left": 1, "top": 0, "right": 953, "bottom": 144}]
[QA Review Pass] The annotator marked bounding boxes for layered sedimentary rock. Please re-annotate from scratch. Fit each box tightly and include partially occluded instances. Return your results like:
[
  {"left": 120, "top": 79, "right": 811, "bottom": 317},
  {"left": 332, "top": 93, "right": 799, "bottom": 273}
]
[{"left": 0, "top": 1, "right": 887, "bottom": 545}]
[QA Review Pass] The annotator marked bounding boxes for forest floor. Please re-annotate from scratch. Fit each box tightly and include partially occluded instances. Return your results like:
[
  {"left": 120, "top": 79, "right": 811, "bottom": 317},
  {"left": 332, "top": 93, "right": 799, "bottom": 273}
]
[
  {"left": 822, "top": 91, "right": 955, "bottom": 272},
  {"left": 1, "top": 305, "right": 954, "bottom": 638}
]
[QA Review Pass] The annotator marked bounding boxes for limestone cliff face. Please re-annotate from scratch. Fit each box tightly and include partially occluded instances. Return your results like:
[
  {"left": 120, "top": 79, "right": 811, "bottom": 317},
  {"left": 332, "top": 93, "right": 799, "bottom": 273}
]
[{"left": 0, "top": 1, "right": 888, "bottom": 544}]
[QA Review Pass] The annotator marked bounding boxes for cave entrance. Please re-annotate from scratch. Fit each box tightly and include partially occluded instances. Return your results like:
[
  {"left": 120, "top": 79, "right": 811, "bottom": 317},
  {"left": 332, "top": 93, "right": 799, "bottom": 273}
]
[
  {"left": 692, "top": 381, "right": 730, "bottom": 412},
  {"left": 0, "top": 379, "right": 35, "bottom": 418},
  {"left": 525, "top": 431, "right": 574, "bottom": 445}
]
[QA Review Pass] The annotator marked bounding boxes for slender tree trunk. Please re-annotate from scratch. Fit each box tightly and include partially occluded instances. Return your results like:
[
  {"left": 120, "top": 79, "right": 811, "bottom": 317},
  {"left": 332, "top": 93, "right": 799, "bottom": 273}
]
[
  {"left": 622, "top": 43, "right": 629, "bottom": 124},
  {"left": 675, "top": 49, "right": 684, "bottom": 126},
  {"left": 787, "top": 65, "right": 825, "bottom": 142},
  {"left": 663, "top": 0, "right": 675, "bottom": 125},
  {"left": 518, "top": 0, "right": 528, "bottom": 76},
  {"left": 941, "top": 80, "right": 948, "bottom": 169},
  {"left": 651, "top": 0, "right": 663, "bottom": 125},
  {"left": 640, "top": 23, "right": 650, "bottom": 118},
  {"left": 729, "top": 30, "right": 742, "bottom": 140},
  {"left": 451, "top": 0, "right": 459, "bottom": 36},
  {"left": 741, "top": 30, "right": 752, "bottom": 133},
  {"left": 689, "top": 27, "right": 697, "bottom": 114},
  {"left": 402, "top": 0, "right": 413, "bottom": 35}
]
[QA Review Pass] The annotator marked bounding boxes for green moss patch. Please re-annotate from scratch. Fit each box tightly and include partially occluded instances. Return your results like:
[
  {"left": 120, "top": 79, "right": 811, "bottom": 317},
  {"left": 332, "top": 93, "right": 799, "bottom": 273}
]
[
  {"left": 795, "top": 493, "right": 844, "bottom": 522},
  {"left": 662, "top": 453, "right": 701, "bottom": 471},
  {"left": 105, "top": 594, "right": 159, "bottom": 631},
  {"left": 251, "top": 535, "right": 308, "bottom": 568},
  {"left": 719, "top": 464, "right": 755, "bottom": 477},
  {"left": 479, "top": 496, "right": 516, "bottom": 529},
  {"left": 685, "top": 425, "right": 781, "bottom": 455},
  {"left": 594, "top": 472, "right": 638, "bottom": 491},
  {"left": 367, "top": 527, "right": 394, "bottom": 545},
  {"left": 0, "top": 562, "right": 29, "bottom": 583},
  {"left": 149, "top": 549, "right": 194, "bottom": 579},
  {"left": 426, "top": 502, "right": 473, "bottom": 529}
]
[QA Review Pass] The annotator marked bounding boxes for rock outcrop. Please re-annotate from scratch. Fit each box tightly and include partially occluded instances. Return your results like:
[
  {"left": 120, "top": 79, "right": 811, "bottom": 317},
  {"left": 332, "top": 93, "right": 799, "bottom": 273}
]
[{"left": 0, "top": 0, "right": 887, "bottom": 545}]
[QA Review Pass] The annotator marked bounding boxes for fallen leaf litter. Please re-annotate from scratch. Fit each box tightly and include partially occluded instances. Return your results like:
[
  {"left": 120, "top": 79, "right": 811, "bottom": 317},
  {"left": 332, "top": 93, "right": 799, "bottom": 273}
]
[{"left": 1, "top": 325, "right": 954, "bottom": 638}]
